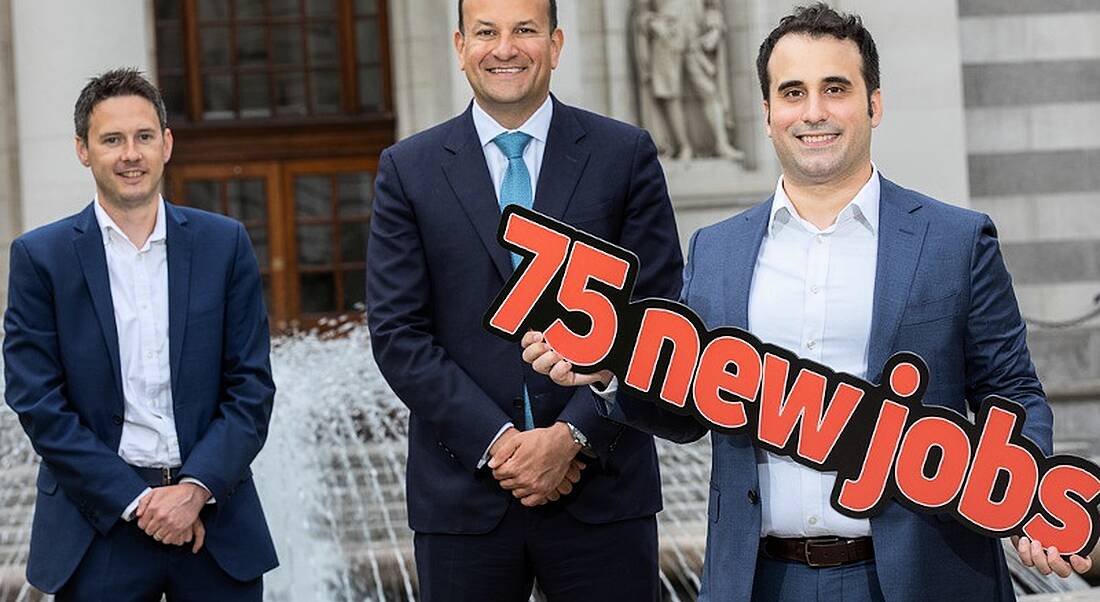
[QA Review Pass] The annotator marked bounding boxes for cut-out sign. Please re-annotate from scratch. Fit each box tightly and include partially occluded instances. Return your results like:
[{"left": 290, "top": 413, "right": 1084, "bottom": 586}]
[{"left": 482, "top": 205, "right": 1100, "bottom": 556}]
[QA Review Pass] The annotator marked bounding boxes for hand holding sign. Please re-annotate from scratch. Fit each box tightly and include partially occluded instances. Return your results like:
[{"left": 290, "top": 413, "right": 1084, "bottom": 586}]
[{"left": 486, "top": 205, "right": 1100, "bottom": 560}]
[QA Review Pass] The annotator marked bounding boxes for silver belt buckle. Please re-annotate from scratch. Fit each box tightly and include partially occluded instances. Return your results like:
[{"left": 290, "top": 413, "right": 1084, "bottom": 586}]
[{"left": 161, "top": 467, "right": 172, "bottom": 487}]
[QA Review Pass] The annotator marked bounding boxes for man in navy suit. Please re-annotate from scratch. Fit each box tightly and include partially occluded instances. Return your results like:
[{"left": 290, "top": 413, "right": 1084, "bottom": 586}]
[
  {"left": 365, "top": 0, "right": 682, "bottom": 599},
  {"left": 523, "top": 4, "right": 1091, "bottom": 600},
  {"left": 4, "top": 69, "right": 277, "bottom": 600}
]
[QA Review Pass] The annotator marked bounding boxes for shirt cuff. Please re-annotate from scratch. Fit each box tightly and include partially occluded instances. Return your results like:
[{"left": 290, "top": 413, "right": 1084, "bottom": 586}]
[
  {"left": 594, "top": 376, "right": 620, "bottom": 400},
  {"left": 478, "top": 422, "right": 515, "bottom": 469},
  {"left": 591, "top": 376, "right": 619, "bottom": 411},
  {"left": 123, "top": 487, "right": 153, "bottom": 521},
  {"left": 180, "top": 477, "right": 216, "bottom": 504}
]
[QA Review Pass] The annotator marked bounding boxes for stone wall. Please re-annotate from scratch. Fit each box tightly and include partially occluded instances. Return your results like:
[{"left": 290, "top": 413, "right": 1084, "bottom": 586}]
[{"left": 958, "top": 0, "right": 1100, "bottom": 403}]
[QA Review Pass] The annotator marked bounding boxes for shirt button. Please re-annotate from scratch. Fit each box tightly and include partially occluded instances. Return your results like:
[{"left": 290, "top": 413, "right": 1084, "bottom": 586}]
[
  {"left": 146, "top": 351, "right": 155, "bottom": 359},
  {"left": 808, "top": 516, "right": 819, "bottom": 526},
  {"left": 807, "top": 340, "right": 817, "bottom": 350},
  {"left": 815, "top": 235, "right": 825, "bottom": 244},
  {"left": 811, "top": 285, "right": 820, "bottom": 294}
]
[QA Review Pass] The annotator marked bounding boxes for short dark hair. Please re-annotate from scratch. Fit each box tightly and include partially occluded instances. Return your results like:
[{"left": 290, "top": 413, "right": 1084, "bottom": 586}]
[
  {"left": 458, "top": 0, "right": 558, "bottom": 35},
  {"left": 756, "top": 3, "right": 880, "bottom": 105},
  {"left": 74, "top": 68, "right": 168, "bottom": 142}
]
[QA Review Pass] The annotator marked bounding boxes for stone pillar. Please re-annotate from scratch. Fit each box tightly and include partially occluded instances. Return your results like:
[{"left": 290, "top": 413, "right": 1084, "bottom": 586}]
[
  {"left": 10, "top": 0, "right": 155, "bottom": 230},
  {"left": 0, "top": 0, "right": 23, "bottom": 310}
]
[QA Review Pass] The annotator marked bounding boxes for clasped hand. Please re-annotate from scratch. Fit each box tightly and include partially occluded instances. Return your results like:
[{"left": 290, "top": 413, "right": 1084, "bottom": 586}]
[
  {"left": 135, "top": 483, "right": 210, "bottom": 553},
  {"left": 488, "top": 424, "right": 586, "bottom": 507}
]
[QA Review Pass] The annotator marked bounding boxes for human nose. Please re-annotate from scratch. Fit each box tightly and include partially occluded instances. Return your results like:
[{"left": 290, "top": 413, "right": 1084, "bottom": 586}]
[
  {"left": 802, "top": 93, "right": 828, "bottom": 124},
  {"left": 491, "top": 32, "right": 519, "bottom": 60},
  {"left": 121, "top": 138, "right": 142, "bottom": 162}
]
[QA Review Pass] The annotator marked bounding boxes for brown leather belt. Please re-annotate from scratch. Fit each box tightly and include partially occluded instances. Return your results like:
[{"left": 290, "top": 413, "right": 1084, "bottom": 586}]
[{"left": 761, "top": 536, "right": 874, "bottom": 567}]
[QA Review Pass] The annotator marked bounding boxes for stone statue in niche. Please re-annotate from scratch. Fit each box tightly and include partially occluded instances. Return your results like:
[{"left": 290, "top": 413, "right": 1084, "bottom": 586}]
[{"left": 632, "top": 0, "right": 743, "bottom": 161}]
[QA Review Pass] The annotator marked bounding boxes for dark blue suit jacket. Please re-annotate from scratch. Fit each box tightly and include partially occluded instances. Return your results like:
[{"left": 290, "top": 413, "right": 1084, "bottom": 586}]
[
  {"left": 366, "top": 97, "right": 683, "bottom": 533},
  {"left": 602, "top": 176, "right": 1052, "bottom": 601},
  {"left": 4, "top": 202, "right": 278, "bottom": 592}
]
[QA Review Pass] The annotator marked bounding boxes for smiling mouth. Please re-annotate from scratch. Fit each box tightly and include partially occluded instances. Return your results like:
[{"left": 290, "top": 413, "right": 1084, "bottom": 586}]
[
  {"left": 117, "top": 170, "right": 146, "bottom": 180},
  {"left": 487, "top": 66, "right": 527, "bottom": 74},
  {"left": 796, "top": 133, "right": 839, "bottom": 147}
]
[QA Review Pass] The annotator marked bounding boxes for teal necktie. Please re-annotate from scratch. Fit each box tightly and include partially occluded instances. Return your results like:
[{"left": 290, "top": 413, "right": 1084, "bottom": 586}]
[{"left": 492, "top": 131, "right": 535, "bottom": 430}]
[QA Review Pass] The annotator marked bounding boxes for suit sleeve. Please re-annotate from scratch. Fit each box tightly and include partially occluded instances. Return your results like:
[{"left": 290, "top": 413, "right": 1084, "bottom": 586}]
[
  {"left": 367, "top": 148, "right": 513, "bottom": 472},
  {"left": 963, "top": 214, "right": 1052, "bottom": 455},
  {"left": 179, "top": 223, "right": 276, "bottom": 503},
  {"left": 3, "top": 239, "right": 147, "bottom": 535},
  {"left": 555, "top": 129, "right": 689, "bottom": 454},
  {"left": 589, "top": 227, "right": 708, "bottom": 445}
]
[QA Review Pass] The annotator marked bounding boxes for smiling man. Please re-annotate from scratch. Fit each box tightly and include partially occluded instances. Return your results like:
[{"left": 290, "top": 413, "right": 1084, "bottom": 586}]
[
  {"left": 521, "top": 3, "right": 1086, "bottom": 600},
  {"left": 365, "top": 0, "right": 683, "bottom": 600},
  {"left": 4, "top": 68, "right": 277, "bottom": 600}
]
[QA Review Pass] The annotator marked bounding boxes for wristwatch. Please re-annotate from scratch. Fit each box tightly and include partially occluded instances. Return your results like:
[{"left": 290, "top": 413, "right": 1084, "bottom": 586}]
[{"left": 564, "top": 421, "right": 589, "bottom": 449}]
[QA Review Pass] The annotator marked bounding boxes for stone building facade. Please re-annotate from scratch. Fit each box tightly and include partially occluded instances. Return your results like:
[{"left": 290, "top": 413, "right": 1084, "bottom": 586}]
[{"left": 0, "top": 0, "right": 1095, "bottom": 432}]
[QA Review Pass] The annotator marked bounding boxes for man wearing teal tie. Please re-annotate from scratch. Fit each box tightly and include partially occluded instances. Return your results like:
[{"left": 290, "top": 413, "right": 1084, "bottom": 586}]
[{"left": 365, "top": 0, "right": 683, "bottom": 599}]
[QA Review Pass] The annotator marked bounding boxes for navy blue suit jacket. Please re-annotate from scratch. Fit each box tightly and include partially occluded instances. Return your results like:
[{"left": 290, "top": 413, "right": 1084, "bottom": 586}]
[
  {"left": 4, "top": 202, "right": 278, "bottom": 592},
  {"left": 602, "top": 176, "right": 1052, "bottom": 601},
  {"left": 366, "top": 98, "right": 683, "bottom": 533}
]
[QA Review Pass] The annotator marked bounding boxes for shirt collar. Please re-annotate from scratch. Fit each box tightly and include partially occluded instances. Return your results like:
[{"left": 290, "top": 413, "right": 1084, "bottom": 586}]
[
  {"left": 768, "top": 163, "right": 880, "bottom": 236},
  {"left": 94, "top": 195, "right": 168, "bottom": 251},
  {"left": 472, "top": 95, "right": 554, "bottom": 149}
]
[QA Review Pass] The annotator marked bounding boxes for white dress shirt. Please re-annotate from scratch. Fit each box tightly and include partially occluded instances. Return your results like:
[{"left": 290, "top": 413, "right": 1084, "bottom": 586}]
[
  {"left": 94, "top": 198, "right": 211, "bottom": 518},
  {"left": 749, "top": 167, "right": 880, "bottom": 538},
  {"left": 471, "top": 96, "right": 554, "bottom": 465},
  {"left": 471, "top": 94, "right": 552, "bottom": 200}
]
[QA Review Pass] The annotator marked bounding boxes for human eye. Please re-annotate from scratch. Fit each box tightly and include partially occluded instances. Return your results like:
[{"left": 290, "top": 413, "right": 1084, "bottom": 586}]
[
  {"left": 782, "top": 89, "right": 804, "bottom": 99},
  {"left": 138, "top": 132, "right": 155, "bottom": 142},
  {"left": 825, "top": 85, "right": 846, "bottom": 94},
  {"left": 102, "top": 135, "right": 120, "bottom": 145},
  {"left": 475, "top": 28, "right": 496, "bottom": 38},
  {"left": 515, "top": 26, "right": 536, "bottom": 34}
]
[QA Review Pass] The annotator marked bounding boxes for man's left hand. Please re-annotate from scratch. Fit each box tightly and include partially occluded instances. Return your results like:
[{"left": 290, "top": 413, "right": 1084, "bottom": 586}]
[
  {"left": 137, "top": 483, "right": 211, "bottom": 545},
  {"left": 488, "top": 422, "right": 581, "bottom": 506},
  {"left": 1014, "top": 536, "right": 1093, "bottom": 578}
]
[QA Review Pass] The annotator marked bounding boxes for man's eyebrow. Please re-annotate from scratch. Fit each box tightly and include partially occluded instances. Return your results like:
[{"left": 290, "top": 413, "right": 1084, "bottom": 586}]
[
  {"left": 777, "top": 80, "right": 803, "bottom": 92},
  {"left": 823, "top": 76, "right": 853, "bottom": 86}
]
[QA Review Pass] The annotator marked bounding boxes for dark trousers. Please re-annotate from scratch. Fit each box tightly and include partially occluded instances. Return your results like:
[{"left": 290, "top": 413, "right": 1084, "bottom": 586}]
[
  {"left": 751, "top": 554, "right": 885, "bottom": 602},
  {"left": 414, "top": 500, "right": 659, "bottom": 602},
  {"left": 55, "top": 519, "right": 262, "bottom": 602}
]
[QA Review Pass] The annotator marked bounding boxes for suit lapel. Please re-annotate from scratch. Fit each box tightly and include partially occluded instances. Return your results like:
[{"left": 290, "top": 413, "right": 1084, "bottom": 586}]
[
  {"left": 441, "top": 106, "right": 514, "bottom": 282},
  {"left": 165, "top": 203, "right": 192, "bottom": 396},
  {"left": 867, "top": 178, "right": 928, "bottom": 380},
  {"left": 723, "top": 201, "right": 771, "bottom": 329},
  {"left": 533, "top": 98, "right": 590, "bottom": 221},
  {"left": 72, "top": 203, "right": 124, "bottom": 403}
]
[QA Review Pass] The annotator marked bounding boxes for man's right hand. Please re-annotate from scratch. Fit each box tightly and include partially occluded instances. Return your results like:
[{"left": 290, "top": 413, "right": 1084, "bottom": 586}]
[
  {"left": 487, "top": 424, "right": 587, "bottom": 506},
  {"left": 521, "top": 331, "right": 612, "bottom": 389}
]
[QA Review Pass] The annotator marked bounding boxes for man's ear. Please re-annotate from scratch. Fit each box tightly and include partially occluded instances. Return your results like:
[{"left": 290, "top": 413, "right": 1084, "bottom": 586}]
[
  {"left": 75, "top": 136, "right": 90, "bottom": 167},
  {"left": 763, "top": 100, "right": 772, "bottom": 137},
  {"left": 550, "top": 28, "right": 564, "bottom": 70},
  {"left": 162, "top": 128, "right": 174, "bottom": 164},
  {"left": 869, "top": 88, "right": 883, "bottom": 128},
  {"left": 454, "top": 30, "right": 466, "bottom": 71}
]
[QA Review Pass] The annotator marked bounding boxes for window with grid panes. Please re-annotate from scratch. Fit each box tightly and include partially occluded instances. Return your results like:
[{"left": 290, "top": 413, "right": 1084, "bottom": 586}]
[
  {"left": 155, "top": 0, "right": 388, "bottom": 122},
  {"left": 154, "top": 0, "right": 391, "bottom": 327}
]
